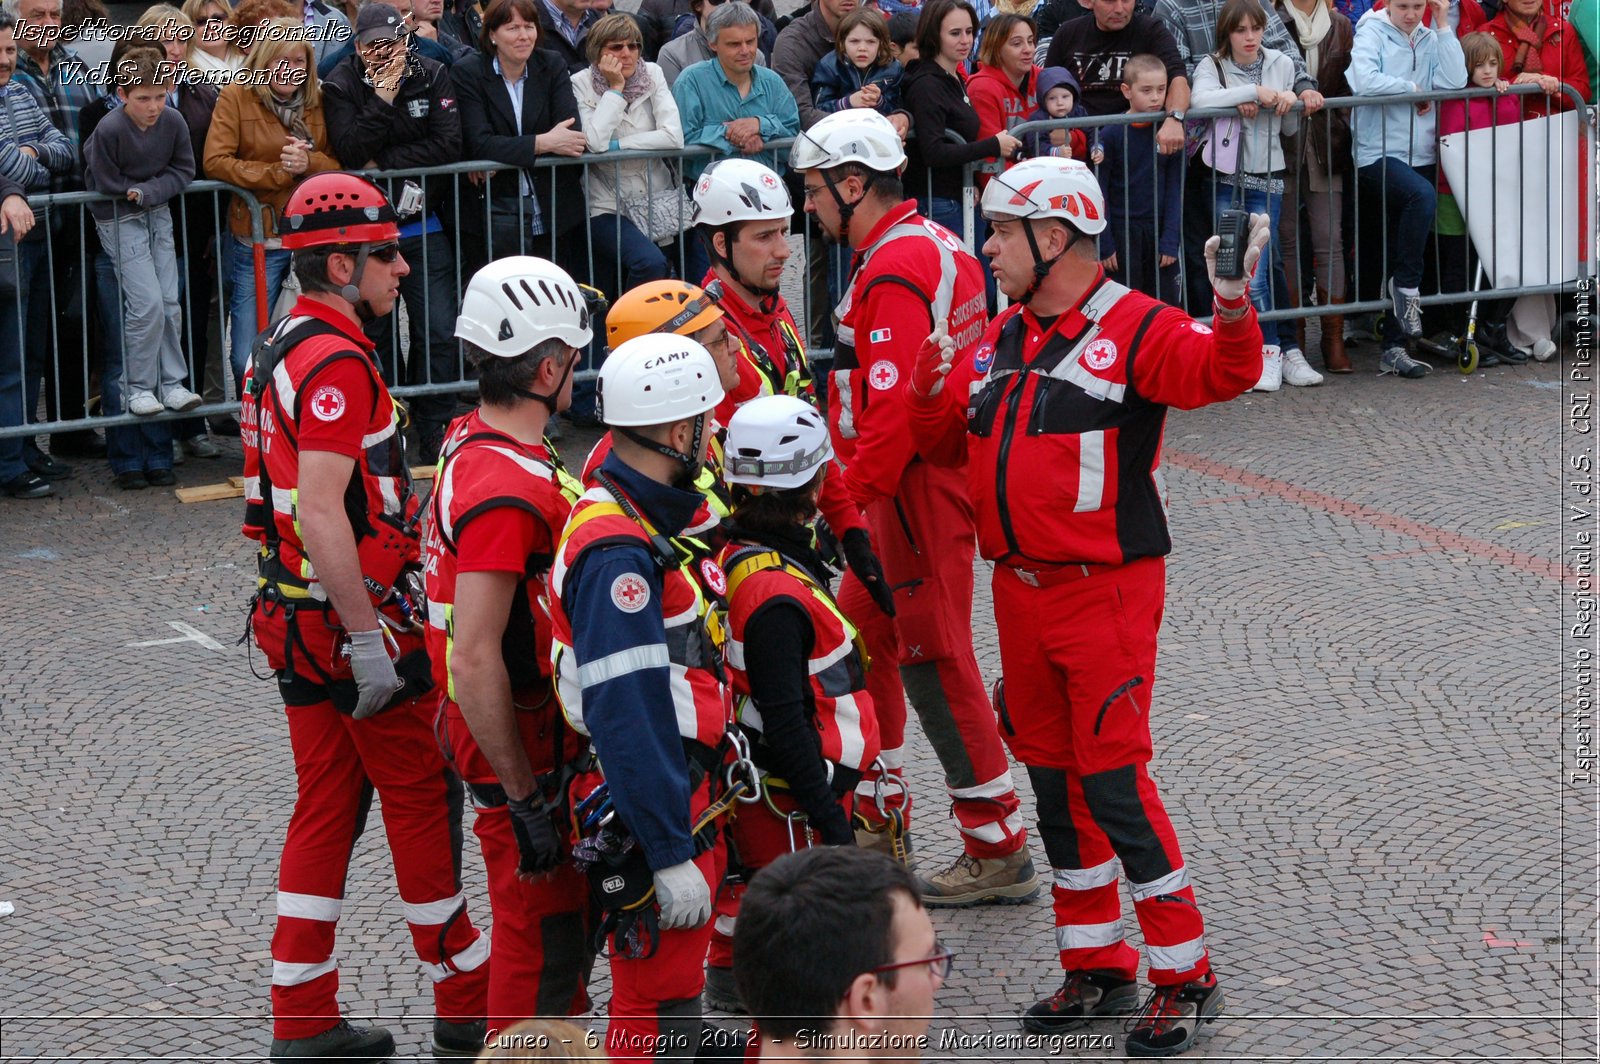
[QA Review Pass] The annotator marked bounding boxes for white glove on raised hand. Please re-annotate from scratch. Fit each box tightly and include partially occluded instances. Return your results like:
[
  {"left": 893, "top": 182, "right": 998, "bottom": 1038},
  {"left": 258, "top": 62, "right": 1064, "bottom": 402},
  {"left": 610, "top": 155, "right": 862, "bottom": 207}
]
[
  {"left": 1203, "top": 212, "right": 1273, "bottom": 306},
  {"left": 347, "top": 627, "right": 401, "bottom": 720},
  {"left": 910, "top": 326, "right": 958, "bottom": 398},
  {"left": 652, "top": 860, "right": 711, "bottom": 930}
]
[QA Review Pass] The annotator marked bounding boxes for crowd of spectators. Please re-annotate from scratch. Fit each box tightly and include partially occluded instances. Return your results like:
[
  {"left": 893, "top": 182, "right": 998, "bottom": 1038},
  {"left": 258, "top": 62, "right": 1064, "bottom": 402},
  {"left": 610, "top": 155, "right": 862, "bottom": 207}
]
[{"left": 0, "top": 0, "right": 1593, "bottom": 498}]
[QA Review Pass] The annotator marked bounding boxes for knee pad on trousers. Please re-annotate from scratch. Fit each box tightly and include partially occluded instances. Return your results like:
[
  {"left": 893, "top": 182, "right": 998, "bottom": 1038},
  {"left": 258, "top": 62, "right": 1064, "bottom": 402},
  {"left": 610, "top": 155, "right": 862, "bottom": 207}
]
[
  {"left": 900, "top": 661, "right": 978, "bottom": 789},
  {"left": 1024, "top": 764, "right": 1081, "bottom": 870},
  {"left": 1080, "top": 764, "right": 1174, "bottom": 885}
]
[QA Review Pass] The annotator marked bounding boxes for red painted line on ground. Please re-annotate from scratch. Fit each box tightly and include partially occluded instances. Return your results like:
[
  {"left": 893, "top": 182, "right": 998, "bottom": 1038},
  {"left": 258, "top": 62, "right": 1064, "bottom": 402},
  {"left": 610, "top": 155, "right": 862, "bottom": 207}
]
[
  {"left": 1192, "top": 492, "right": 1260, "bottom": 506},
  {"left": 1166, "top": 451, "right": 1573, "bottom": 583}
]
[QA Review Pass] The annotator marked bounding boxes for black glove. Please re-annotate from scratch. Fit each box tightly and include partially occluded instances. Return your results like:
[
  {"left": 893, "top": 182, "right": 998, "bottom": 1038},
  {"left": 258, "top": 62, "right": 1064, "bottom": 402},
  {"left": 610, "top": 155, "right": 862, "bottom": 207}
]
[
  {"left": 842, "top": 527, "right": 895, "bottom": 618},
  {"left": 507, "top": 794, "right": 563, "bottom": 875}
]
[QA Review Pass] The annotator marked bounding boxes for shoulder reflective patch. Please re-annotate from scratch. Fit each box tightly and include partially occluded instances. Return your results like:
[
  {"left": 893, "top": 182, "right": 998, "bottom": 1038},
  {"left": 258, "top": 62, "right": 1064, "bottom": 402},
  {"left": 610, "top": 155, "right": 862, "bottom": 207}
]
[
  {"left": 610, "top": 573, "right": 651, "bottom": 614},
  {"left": 309, "top": 385, "right": 346, "bottom": 422},
  {"left": 868, "top": 360, "right": 899, "bottom": 391}
]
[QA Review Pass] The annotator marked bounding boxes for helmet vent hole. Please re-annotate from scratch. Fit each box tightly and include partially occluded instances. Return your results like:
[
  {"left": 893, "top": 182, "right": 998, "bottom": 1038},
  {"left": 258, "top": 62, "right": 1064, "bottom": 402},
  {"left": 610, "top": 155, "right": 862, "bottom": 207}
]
[
  {"left": 500, "top": 282, "right": 525, "bottom": 311},
  {"left": 498, "top": 319, "right": 514, "bottom": 342},
  {"left": 778, "top": 433, "right": 799, "bottom": 446},
  {"left": 540, "top": 280, "right": 559, "bottom": 306},
  {"left": 518, "top": 279, "right": 541, "bottom": 305}
]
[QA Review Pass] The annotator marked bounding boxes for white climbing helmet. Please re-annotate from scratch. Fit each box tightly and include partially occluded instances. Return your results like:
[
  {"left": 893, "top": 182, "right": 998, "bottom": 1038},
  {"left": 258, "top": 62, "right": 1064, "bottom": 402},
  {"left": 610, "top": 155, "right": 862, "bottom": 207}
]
[
  {"left": 979, "top": 156, "right": 1108, "bottom": 236},
  {"left": 789, "top": 109, "right": 907, "bottom": 174},
  {"left": 724, "top": 395, "right": 833, "bottom": 491},
  {"left": 455, "top": 256, "right": 594, "bottom": 356},
  {"left": 598, "top": 333, "right": 725, "bottom": 428},
  {"left": 691, "top": 158, "right": 794, "bottom": 226}
]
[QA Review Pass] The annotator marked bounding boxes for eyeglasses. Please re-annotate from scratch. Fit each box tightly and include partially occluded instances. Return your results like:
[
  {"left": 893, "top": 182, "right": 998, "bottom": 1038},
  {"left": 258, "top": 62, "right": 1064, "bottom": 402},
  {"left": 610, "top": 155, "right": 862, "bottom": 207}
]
[
  {"left": 700, "top": 328, "right": 732, "bottom": 353},
  {"left": 867, "top": 941, "right": 955, "bottom": 981},
  {"left": 604, "top": 40, "right": 641, "bottom": 51},
  {"left": 367, "top": 242, "right": 402, "bottom": 263},
  {"left": 801, "top": 184, "right": 827, "bottom": 202}
]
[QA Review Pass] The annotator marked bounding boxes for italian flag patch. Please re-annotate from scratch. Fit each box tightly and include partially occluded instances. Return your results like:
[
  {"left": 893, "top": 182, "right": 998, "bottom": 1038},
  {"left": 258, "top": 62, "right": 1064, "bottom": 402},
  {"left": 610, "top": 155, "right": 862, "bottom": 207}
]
[{"left": 869, "top": 327, "right": 892, "bottom": 343}]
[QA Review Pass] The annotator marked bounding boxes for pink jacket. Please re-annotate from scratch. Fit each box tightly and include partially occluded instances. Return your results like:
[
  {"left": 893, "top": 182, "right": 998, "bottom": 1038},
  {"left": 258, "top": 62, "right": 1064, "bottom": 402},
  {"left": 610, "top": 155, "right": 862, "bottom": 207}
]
[{"left": 1436, "top": 93, "right": 1524, "bottom": 194}]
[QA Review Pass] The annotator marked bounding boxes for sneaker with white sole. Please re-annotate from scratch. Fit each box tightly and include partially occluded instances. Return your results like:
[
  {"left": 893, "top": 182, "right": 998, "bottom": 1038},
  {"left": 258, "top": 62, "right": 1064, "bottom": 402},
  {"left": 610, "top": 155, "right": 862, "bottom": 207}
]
[
  {"left": 1378, "top": 345, "right": 1429, "bottom": 379},
  {"left": 163, "top": 386, "right": 203, "bottom": 412},
  {"left": 1388, "top": 278, "right": 1423, "bottom": 339},
  {"left": 917, "top": 849, "right": 1040, "bottom": 907},
  {"left": 1280, "top": 347, "right": 1324, "bottom": 387},
  {"left": 1023, "top": 969, "right": 1139, "bottom": 1034},
  {"left": 1251, "top": 345, "right": 1282, "bottom": 392},
  {"left": 182, "top": 435, "right": 222, "bottom": 458},
  {"left": 128, "top": 391, "right": 163, "bottom": 416},
  {"left": 1124, "top": 974, "right": 1225, "bottom": 1057},
  {"left": 1532, "top": 338, "right": 1557, "bottom": 363}
]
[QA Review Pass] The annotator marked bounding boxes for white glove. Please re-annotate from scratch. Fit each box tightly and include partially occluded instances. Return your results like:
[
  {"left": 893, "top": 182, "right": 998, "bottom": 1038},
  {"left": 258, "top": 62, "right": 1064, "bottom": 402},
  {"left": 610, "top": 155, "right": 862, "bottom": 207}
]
[
  {"left": 910, "top": 326, "right": 957, "bottom": 398},
  {"left": 1203, "top": 212, "right": 1273, "bottom": 306},
  {"left": 347, "top": 627, "right": 401, "bottom": 720},
  {"left": 652, "top": 859, "right": 711, "bottom": 930}
]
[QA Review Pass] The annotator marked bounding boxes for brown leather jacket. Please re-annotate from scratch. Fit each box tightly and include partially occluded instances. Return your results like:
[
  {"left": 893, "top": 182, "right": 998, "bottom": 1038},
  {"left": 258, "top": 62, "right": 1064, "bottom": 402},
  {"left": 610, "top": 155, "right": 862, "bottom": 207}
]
[
  {"left": 203, "top": 82, "right": 341, "bottom": 240},
  {"left": 1273, "top": 0, "right": 1354, "bottom": 175}
]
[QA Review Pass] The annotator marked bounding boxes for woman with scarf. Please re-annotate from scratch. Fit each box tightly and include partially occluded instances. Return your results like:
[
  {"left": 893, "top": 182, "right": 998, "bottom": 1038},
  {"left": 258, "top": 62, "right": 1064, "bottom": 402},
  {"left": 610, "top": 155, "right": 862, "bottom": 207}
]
[
  {"left": 1485, "top": 0, "right": 1593, "bottom": 117},
  {"left": 203, "top": 16, "right": 341, "bottom": 383},
  {"left": 1274, "top": 0, "right": 1354, "bottom": 372},
  {"left": 571, "top": 13, "right": 680, "bottom": 293}
]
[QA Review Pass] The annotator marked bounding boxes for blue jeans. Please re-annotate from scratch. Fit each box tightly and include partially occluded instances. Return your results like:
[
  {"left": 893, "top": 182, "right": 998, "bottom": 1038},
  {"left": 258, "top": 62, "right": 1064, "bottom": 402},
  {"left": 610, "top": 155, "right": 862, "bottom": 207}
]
[
  {"left": 0, "top": 239, "right": 46, "bottom": 481},
  {"left": 917, "top": 196, "right": 965, "bottom": 246},
  {"left": 228, "top": 236, "right": 291, "bottom": 386},
  {"left": 1211, "top": 181, "right": 1287, "bottom": 349},
  {"left": 97, "top": 251, "right": 173, "bottom": 474},
  {"left": 1357, "top": 159, "right": 1436, "bottom": 344},
  {"left": 573, "top": 214, "right": 672, "bottom": 419}
]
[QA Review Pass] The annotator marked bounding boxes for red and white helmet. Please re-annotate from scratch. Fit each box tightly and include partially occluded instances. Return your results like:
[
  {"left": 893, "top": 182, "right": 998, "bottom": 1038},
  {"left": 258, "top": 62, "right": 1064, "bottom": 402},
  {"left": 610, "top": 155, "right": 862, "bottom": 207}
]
[
  {"left": 979, "top": 157, "right": 1107, "bottom": 236},
  {"left": 691, "top": 159, "right": 793, "bottom": 226}
]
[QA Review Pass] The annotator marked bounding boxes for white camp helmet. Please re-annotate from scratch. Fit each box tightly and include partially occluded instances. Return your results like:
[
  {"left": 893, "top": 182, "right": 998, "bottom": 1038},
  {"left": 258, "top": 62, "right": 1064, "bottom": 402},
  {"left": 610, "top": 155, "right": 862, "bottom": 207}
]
[
  {"left": 979, "top": 156, "right": 1108, "bottom": 236},
  {"left": 789, "top": 109, "right": 907, "bottom": 173},
  {"left": 598, "top": 333, "right": 725, "bottom": 428},
  {"left": 455, "top": 256, "right": 594, "bottom": 356},
  {"left": 691, "top": 159, "right": 794, "bottom": 226},
  {"left": 724, "top": 395, "right": 833, "bottom": 491}
]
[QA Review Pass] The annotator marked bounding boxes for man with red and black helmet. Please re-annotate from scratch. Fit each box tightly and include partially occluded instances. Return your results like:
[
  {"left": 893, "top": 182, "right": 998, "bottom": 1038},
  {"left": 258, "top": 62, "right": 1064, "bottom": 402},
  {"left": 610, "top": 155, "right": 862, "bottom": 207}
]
[
  {"left": 907, "top": 155, "right": 1270, "bottom": 1057},
  {"left": 421, "top": 256, "right": 600, "bottom": 1039},
  {"left": 241, "top": 171, "right": 488, "bottom": 1063},
  {"left": 790, "top": 109, "right": 1040, "bottom": 908}
]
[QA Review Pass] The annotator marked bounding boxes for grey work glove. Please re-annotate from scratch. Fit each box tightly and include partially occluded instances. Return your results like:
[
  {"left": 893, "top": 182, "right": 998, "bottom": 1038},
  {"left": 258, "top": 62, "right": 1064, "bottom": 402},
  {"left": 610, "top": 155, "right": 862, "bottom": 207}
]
[
  {"left": 1204, "top": 212, "right": 1273, "bottom": 305},
  {"left": 347, "top": 628, "right": 402, "bottom": 720},
  {"left": 652, "top": 859, "right": 711, "bottom": 930},
  {"left": 507, "top": 794, "right": 564, "bottom": 876}
]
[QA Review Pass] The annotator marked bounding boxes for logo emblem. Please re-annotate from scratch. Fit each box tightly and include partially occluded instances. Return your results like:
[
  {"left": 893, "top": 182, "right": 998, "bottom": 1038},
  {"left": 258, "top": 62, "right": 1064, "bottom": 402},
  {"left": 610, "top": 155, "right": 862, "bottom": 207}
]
[
  {"left": 868, "top": 360, "right": 899, "bottom": 391},
  {"left": 309, "top": 385, "right": 346, "bottom": 422},
  {"left": 869, "top": 327, "right": 892, "bottom": 343},
  {"left": 697, "top": 176, "right": 713, "bottom": 195},
  {"left": 699, "top": 559, "right": 727, "bottom": 597},
  {"left": 610, "top": 573, "right": 651, "bottom": 614},
  {"left": 1189, "top": 321, "right": 1213, "bottom": 335},
  {"left": 1083, "top": 339, "right": 1118, "bottom": 372},
  {"left": 602, "top": 875, "right": 625, "bottom": 894},
  {"left": 760, "top": 172, "right": 779, "bottom": 189},
  {"left": 973, "top": 342, "right": 995, "bottom": 374}
]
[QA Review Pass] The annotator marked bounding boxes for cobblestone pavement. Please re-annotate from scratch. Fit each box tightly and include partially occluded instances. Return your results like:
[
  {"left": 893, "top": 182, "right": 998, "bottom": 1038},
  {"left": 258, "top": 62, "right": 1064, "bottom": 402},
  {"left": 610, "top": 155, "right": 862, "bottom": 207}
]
[{"left": 0, "top": 339, "right": 1594, "bottom": 1063}]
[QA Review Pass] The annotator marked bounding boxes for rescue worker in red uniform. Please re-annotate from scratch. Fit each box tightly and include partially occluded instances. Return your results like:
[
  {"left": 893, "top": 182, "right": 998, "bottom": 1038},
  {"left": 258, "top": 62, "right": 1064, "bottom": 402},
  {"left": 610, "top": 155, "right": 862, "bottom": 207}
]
[
  {"left": 422, "top": 257, "right": 600, "bottom": 1038},
  {"left": 240, "top": 172, "right": 488, "bottom": 1062},
  {"left": 906, "top": 156, "right": 1273, "bottom": 1057},
  {"left": 549, "top": 335, "right": 734, "bottom": 1061},
  {"left": 789, "top": 109, "right": 1039, "bottom": 907}
]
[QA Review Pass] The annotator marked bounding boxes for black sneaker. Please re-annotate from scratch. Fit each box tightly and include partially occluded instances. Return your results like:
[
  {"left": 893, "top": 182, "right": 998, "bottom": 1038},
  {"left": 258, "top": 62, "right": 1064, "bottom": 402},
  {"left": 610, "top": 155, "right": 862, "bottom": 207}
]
[
  {"left": 1022, "top": 969, "right": 1139, "bottom": 1034},
  {"left": 432, "top": 1018, "right": 486, "bottom": 1059},
  {"left": 146, "top": 468, "right": 177, "bottom": 487},
  {"left": 115, "top": 470, "right": 149, "bottom": 491},
  {"left": 1388, "top": 278, "right": 1423, "bottom": 339},
  {"left": 269, "top": 1019, "right": 395, "bottom": 1061},
  {"left": 1479, "top": 323, "right": 1529, "bottom": 364},
  {"left": 25, "top": 444, "right": 74, "bottom": 480},
  {"left": 1124, "top": 974, "right": 1224, "bottom": 1057},
  {"left": 2, "top": 471, "right": 52, "bottom": 499}
]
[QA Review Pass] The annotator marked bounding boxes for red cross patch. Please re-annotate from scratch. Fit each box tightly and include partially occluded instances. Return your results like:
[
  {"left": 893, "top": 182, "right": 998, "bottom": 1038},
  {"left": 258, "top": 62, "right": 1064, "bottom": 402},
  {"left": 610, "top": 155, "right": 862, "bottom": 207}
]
[
  {"left": 699, "top": 558, "right": 727, "bottom": 596},
  {"left": 760, "top": 172, "right": 779, "bottom": 189},
  {"left": 868, "top": 360, "right": 899, "bottom": 391},
  {"left": 309, "top": 385, "right": 346, "bottom": 422},
  {"left": 610, "top": 573, "right": 651, "bottom": 614}
]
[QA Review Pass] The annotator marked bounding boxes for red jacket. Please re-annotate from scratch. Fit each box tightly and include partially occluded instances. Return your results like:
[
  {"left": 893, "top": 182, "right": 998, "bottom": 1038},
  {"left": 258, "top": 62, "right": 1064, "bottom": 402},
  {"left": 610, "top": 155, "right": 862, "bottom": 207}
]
[
  {"left": 1484, "top": 12, "right": 1592, "bottom": 116},
  {"left": 967, "top": 63, "right": 1037, "bottom": 182},
  {"left": 908, "top": 274, "right": 1262, "bottom": 567},
  {"left": 831, "top": 200, "right": 990, "bottom": 508}
]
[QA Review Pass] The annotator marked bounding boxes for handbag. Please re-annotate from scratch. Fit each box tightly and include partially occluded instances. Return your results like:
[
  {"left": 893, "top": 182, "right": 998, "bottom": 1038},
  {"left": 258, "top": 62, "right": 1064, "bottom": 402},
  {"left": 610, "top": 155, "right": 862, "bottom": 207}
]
[
  {"left": 1200, "top": 113, "right": 1242, "bottom": 174},
  {"left": 619, "top": 181, "right": 694, "bottom": 244}
]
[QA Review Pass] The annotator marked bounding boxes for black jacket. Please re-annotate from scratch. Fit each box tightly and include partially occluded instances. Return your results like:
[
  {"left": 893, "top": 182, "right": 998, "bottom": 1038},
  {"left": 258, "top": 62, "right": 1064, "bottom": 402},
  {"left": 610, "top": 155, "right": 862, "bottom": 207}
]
[
  {"left": 323, "top": 53, "right": 462, "bottom": 173},
  {"left": 901, "top": 60, "right": 998, "bottom": 203},
  {"left": 450, "top": 48, "right": 586, "bottom": 238}
]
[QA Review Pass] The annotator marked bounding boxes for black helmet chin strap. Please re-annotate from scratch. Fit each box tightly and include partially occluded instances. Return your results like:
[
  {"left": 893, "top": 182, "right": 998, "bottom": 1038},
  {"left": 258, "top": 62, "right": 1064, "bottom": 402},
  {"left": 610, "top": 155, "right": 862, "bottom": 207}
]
[
  {"left": 339, "top": 244, "right": 379, "bottom": 322},
  {"left": 617, "top": 410, "right": 709, "bottom": 478},
  {"left": 819, "top": 167, "right": 877, "bottom": 247},
  {"left": 1016, "top": 218, "right": 1082, "bottom": 306},
  {"left": 704, "top": 227, "right": 780, "bottom": 302},
  {"left": 510, "top": 348, "right": 579, "bottom": 416}
]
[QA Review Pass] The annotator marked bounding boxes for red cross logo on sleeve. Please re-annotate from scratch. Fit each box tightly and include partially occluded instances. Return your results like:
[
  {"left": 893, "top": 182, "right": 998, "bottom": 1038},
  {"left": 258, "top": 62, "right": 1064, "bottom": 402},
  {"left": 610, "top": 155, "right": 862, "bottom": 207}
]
[
  {"left": 309, "top": 385, "right": 347, "bottom": 422},
  {"left": 868, "top": 360, "right": 899, "bottom": 391}
]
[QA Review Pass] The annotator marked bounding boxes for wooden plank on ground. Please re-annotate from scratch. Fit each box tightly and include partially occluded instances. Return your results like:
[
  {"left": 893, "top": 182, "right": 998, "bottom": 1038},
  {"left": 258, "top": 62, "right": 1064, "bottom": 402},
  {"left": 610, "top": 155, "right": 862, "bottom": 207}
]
[{"left": 176, "top": 483, "right": 245, "bottom": 504}]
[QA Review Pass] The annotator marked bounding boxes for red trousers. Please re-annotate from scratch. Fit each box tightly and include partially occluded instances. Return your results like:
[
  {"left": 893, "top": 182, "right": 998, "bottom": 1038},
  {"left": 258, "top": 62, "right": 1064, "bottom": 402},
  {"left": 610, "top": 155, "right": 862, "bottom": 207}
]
[
  {"left": 837, "top": 574, "right": 913, "bottom": 835},
  {"left": 442, "top": 703, "right": 593, "bottom": 1038},
  {"left": 991, "top": 558, "right": 1210, "bottom": 986},
  {"left": 840, "top": 460, "right": 1024, "bottom": 859},
  {"left": 266, "top": 681, "right": 488, "bottom": 1037}
]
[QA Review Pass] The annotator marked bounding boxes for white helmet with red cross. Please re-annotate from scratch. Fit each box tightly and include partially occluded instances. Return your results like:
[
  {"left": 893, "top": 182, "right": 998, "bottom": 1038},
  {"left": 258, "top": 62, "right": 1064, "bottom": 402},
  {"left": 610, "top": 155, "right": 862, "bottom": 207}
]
[
  {"left": 980, "top": 156, "right": 1108, "bottom": 236},
  {"left": 691, "top": 158, "right": 794, "bottom": 225}
]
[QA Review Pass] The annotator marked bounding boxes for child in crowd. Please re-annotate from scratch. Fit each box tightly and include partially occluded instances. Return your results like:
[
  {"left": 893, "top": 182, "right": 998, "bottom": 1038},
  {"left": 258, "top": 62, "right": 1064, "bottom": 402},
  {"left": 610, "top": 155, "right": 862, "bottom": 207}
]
[
  {"left": 1192, "top": 0, "right": 1316, "bottom": 390},
  {"left": 1348, "top": 0, "right": 1466, "bottom": 379},
  {"left": 1022, "top": 65, "right": 1090, "bottom": 159},
  {"left": 812, "top": 8, "right": 905, "bottom": 115},
  {"left": 888, "top": 11, "right": 920, "bottom": 62},
  {"left": 84, "top": 48, "right": 199, "bottom": 421},
  {"left": 1435, "top": 32, "right": 1557, "bottom": 363},
  {"left": 1095, "top": 55, "right": 1183, "bottom": 306}
]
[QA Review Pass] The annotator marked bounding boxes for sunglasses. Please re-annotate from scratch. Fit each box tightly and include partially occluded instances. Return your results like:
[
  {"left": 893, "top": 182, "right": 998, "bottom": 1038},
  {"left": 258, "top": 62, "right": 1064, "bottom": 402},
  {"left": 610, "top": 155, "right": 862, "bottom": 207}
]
[
  {"left": 367, "top": 242, "right": 402, "bottom": 263},
  {"left": 604, "top": 40, "right": 641, "bottom": 51}
]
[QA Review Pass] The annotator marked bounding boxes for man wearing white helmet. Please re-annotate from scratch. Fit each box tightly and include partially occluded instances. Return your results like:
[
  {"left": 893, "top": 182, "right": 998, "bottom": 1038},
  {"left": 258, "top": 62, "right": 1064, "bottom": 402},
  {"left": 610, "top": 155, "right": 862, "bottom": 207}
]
[
  {"left": 548, "top": 333, "right": 734, "bottom": 1059},
  {"left": 907, "top": 155, "right": 1270, "bottom": 1057},
  {"left": 422, "top": 257, "right": 602, "bottom": 1041},
  {"left": 791, "top": 108, "right": 1041, "bottom": 908}
]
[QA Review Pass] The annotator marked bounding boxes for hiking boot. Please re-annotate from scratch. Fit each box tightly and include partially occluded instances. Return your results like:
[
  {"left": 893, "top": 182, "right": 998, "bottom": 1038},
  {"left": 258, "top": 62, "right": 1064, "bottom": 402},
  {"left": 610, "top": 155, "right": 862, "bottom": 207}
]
[
  {"left": 1378, "top": 346, "right": 1429, "bottom": 379},
  {"left": 1251, "top": 345, "right": 1282, "bottom": 392},
  {"left": 704, "top": 964, "right": 745, "bottom": 1013},
  {"left": 1388, "top": 278, "right": 1423, "bottom": 339},
  {"left": 917, "top": 850, "right": 1040, "bottom": 907},
  {"left": 269, "top": 1019, "right": 395, "bottom": 1061},
  {"left": 432, "top": 1018, "right": 486, "bottom": 1059},
  {"left": 854, "top": 824, "right": 915, "bottom": 866},
  {"left": 1123, "top": 974, "right": 1224, "bottom": 1058},
  {"left": 1022, "top": 969, "right": 1139, "bottom": 1034},
  {"left": 1280, "top": 347, "right": 1323, "bottom": 387}
]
